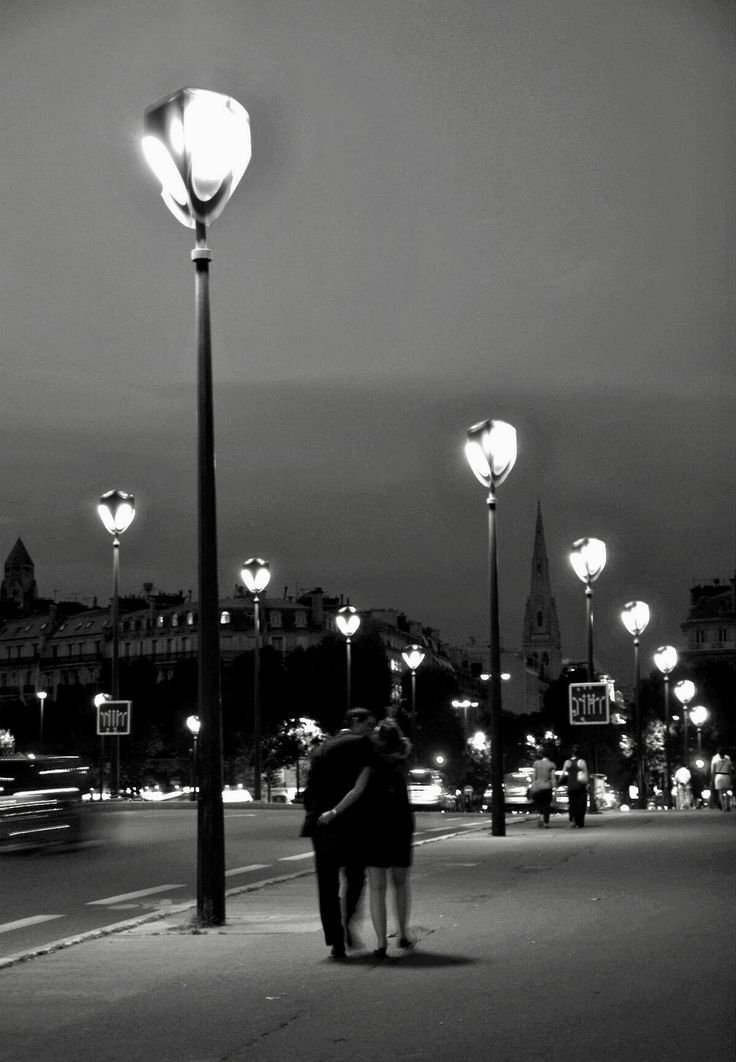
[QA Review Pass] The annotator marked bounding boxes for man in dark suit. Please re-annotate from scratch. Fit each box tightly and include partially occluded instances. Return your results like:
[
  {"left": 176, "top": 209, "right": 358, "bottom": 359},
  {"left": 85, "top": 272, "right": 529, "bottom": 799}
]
[{"left": 302, "top": 707, "right": 376, "bottom": 959}]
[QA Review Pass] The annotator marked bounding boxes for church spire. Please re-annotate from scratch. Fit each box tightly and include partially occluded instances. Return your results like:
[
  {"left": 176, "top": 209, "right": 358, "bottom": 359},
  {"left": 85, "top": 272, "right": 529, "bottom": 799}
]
[{"left": 522, "top": 501, "right": 562, "bottom": 682}]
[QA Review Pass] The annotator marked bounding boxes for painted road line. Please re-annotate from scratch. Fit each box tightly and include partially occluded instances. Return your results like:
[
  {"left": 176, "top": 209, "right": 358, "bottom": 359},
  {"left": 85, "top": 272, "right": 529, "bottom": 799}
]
[
  {"left": 87, "top": 884, "right": 186, "bottom": 906},
  {"left": 0, "top": 915, "right": 63, "bottom": 935},
  {"left": 278, "top": 852, "right": 313, "bottom": 862},
  {"left": 225, "top": 864, "right": 271, "bottom": 877}
]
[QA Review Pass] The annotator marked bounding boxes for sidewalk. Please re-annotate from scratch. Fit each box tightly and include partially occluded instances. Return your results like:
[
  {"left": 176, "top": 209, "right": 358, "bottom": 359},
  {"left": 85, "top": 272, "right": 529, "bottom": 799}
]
[{"left": 2, "top": 811, "right": 734, "bottom": 1062}]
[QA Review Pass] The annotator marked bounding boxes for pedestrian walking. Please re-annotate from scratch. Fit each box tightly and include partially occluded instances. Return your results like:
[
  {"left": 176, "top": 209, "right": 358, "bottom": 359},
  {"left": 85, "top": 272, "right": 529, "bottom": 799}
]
[
  {"left": 561, "top": 744, "right": 589, "bottom": 828},
  {"left": 710, "top": 748, "right": 733, "bottom": 812},
  {"left": 530, "top": 745, "right": 557, "bottom": 828},
  {"left": 301, "top": 707, "right": 376, "bottom": 960}
]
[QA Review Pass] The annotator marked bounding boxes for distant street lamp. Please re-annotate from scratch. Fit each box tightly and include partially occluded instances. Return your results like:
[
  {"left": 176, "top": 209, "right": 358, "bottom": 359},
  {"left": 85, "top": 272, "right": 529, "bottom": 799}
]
[
  {"left": 653, "top": 645, "right": 678, "bottom": 809},
  {"left": 336, "top": 606, "right": 361, "bottom": 710},
  {"left": 402, "top": 645, "right": 425, "bottom": 742},
  {"left": 689, "top": 705, "right": 709, "bottom": 752},
  {"left": 621, "top": 600, "right": 650, "bottom": 809},
  {"left": 98, "top": 489, "right": 135, "bottom": 797},
  {"left": 465, "top": 418, "right": 517, "bottom": 838},
  {"left": 93, "top": 692, "right": 111, "bottom": 798},
  {"left": 451, "top": 698, "right": 478, "bottom": 739},
  {"left": 142, "top": 86, "right": 252, "bottom": 927},
  {"left": 674, "top": 679, "right": 696, "bottom": 767},
  {"left": 241, "top": 558, "right": 271, "bottom": 801},
  {"left": 36, "top": 690, "right": 47, "bottom": 743},
  {"left": 186, "top": 715, "right": 201, "bottom": 801}
]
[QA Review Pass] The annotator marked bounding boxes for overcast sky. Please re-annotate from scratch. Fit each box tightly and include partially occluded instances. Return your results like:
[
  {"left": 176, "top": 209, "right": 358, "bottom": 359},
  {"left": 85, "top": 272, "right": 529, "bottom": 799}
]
[{"left": 2, "top": 0, "right": 733, "bottom": 684}]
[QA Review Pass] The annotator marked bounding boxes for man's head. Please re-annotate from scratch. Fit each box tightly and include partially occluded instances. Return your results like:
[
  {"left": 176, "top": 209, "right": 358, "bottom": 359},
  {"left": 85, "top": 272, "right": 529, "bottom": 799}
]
[{"left": 345, "top": 707, "right": 374, "bottom": 734}]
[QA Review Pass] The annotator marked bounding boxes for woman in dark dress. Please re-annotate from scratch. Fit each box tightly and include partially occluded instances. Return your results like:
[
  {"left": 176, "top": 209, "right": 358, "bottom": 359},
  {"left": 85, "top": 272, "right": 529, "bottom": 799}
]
[
  {"left": 364, "top": 719, "right": 415, "bottom": 957},
  {"left": 318, "top": 718, "right": 415, "bottom": 957}
]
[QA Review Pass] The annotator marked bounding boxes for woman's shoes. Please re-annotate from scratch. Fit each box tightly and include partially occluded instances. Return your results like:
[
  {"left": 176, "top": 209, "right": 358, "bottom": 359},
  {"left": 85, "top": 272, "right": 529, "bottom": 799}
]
[
  {"left": 373, "top": 947, "right": 387, "bottom": 960},
  {"left": 398, "top": 937, "right": 414, "bottom": 949}
]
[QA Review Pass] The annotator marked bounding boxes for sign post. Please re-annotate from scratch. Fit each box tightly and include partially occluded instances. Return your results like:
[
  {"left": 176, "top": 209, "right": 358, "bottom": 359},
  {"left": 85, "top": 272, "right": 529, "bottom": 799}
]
[{"left": 96, "top": 700, "right": 132, "bottom": 736}]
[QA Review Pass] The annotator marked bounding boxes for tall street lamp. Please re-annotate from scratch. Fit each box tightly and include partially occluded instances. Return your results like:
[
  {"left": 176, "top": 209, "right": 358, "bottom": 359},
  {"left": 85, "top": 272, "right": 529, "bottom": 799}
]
[
  {"left": 689, "top": 705, "right": 708, "bottom": 752},
  {"left": 336, "top": 606, "right": 361, "bottom": 710},
  {"left": 142, "top": 87, "right": 252, "bottom": 926},
  {"left": 241, "top": 558, "right": 271, "bottom": 802},
  {"left": 674, "top": 679, "right": 696, "bottom": 768},
  {"left": 98, "top": 489, "right": 135, "bottom": 797},
  {"left": 653, "top": 645, "right": 678, "bottom": 809},
  {"left": 465, "top": 418, "right": 517, "bottom": 838},
  {"left": 621, "top": 600, "right": 650, "bottom": 809},
  {"left": 569, "top": 537, "right": 606, "bottom": 815},
  {"left": 451, "top": 698, "right": 478, "bottom": 740},
  {"left": 402, "top": 645, "right": 425, "bottom": 743},
  {"left": 186, "top": 715, "right": 201, "bottom": 801}
]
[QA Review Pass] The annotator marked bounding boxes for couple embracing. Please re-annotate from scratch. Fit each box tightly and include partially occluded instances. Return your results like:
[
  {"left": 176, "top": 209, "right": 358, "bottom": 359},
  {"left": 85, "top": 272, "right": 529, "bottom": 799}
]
[{"left": 301, "top": 708, "right": 414, "bottom": 961}]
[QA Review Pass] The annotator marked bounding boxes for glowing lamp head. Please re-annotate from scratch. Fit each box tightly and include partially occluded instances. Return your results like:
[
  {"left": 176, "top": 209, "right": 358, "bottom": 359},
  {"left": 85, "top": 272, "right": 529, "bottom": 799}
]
[
  {"left": 336, "top": 605, "right": 361, "bottom": 639},
  {"left": 142, "top": 88, "right": 251, "bottom": 228},
  {"left": 240, "top": 558, "right": 271, "bottom": 595},
  {"left": 621, "top": 600, "right": 650, "bottom": 638},
  {"left": 98, "top": 490, "right": 135, "bottom": 536},
  {"left": 569, "top": 537, "right": 607, "bottom": 585},
  {"left": 674, "top": 679, "right": 696, "bottom": 706},
  {"left": 402, "top": 645, "right": 425, "bottom": 672},
  {"left": 186, "top": 715, "right": 202, "bottom": 735},
  {"left": 689, "top": 705, "right": 708, "bottom": 728},
  {"left": 465, "top": 419, "right": 517, "bottom": 490},
  {"left": 653, "top": 645, "right": 678, "bottom": 675}
]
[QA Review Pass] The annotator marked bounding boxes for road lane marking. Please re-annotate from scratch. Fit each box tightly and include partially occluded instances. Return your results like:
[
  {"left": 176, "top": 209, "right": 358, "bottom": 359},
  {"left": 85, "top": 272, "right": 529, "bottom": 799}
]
[
  {"left": 278, "top": 852, "right": 313, "bottom": 862},
  {"left": 87, "top": 885, "right": 186, "bottom": 906},
  {"left": 225, "top": 864, "right": 271, "bottom": 877},
  {"left": 0, "top": 915, "right": 63, "bottom": 935}
]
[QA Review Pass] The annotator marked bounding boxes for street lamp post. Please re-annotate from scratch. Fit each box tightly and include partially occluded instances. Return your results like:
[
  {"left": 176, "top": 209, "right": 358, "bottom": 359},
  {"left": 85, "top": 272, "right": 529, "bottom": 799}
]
[
  {"left": 653, "top": 645, "right": 678, "bottom": 809},
  {"left": 402, "top": 645, "right": 425, "bottom": 744},
  {"left": 93, "top": 692, "right": 111, "bottom": 798},
  {"left": 142, "top": 87, "right": 252, "bottom": 926},
  {"left": 241, "top": 559, "right": 271, "bottom": 802},
  {"left": 336, "top": 606, "right": 361, "bottom": 710},
  {"left": 36, "top": 690, "right": 47, "bottom": 743},
  {"left": 674, "top": 679, "right": 696, "bottom": 769},
  {"left": 465, "top": 418, "right": 517, "bottom": 838},
  {"left": 451, "top": 698, "right": 478, "bottom": 740},
  {"left": 186, "top": 715, "right": 201, "bottom": 801},
  {"left": 689, "top": 705, "right": 708, "bottom": 752},
  {"left": 98, "top": 489, "right": 135, "bottom": 797},
  {"left": 621, "top": 600, "right": 650, "bottom": 809},
  {"left": 569, "top": 536, "right": 607, "bottom": 815}
]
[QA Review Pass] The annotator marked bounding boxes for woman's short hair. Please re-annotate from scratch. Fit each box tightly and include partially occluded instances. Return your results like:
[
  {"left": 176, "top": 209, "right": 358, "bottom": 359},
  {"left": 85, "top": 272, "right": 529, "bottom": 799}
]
[{"left": 376, "top": 718, "right": 405, "bottom": 755}]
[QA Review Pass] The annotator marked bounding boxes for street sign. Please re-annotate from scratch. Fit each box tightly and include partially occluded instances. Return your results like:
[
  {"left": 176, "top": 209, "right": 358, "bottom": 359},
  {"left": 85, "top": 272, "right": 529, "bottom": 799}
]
[
  {"left": 96, "top": 700, "right": 132, "bottom": 736},
  {"left": 569, "top": 683, "right": 610, "bottom": 726}
]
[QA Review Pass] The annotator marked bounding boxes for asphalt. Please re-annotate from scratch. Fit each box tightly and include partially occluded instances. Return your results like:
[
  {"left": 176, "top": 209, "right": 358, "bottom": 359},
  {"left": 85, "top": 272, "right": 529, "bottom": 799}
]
[{"left": 2, "top": 810, "right": 734, "bottom": 1062}]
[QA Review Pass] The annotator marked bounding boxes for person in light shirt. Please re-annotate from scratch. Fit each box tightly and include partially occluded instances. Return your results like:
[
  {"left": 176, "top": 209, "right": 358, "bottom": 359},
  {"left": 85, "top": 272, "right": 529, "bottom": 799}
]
[{"left": 710, "top": 748, "right": 733, "bottom": 812}]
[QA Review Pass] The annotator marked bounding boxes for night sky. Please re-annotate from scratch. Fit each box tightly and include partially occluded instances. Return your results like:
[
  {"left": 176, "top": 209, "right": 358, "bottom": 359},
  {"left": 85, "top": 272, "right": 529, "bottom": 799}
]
[{"left": 2, "top": 0, "right": 733, "bottom": 684}]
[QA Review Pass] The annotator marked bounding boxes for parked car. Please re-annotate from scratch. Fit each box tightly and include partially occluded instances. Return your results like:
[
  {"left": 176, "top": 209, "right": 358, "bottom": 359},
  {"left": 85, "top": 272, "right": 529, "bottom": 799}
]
[
  {"left": 0, "top": 755, "right": 91, "bottom": 849},
  {"left": 552, "top": 772, "right": 619, "bottom": 812},
  {"left": 407, "top": 768, "right": 449, "bottom": 809}
]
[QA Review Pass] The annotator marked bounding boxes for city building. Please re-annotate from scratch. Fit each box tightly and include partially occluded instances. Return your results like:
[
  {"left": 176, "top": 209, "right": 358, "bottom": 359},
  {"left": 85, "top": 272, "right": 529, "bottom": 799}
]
[
  {"left": 680, "top": 577, "right": 736, "bottom": 667},
  {"left": 522, "top": 501, "right": 562, "bottom": 682}
]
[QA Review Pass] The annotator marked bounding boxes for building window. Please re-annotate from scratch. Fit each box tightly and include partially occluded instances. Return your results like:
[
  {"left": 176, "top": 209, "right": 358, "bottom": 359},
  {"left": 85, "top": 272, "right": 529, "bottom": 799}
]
[
  {"left": 187, "top": 612, "right": 195, "bottom": 626},
  {"left": 157, "top": 615, "right": 165, "bottom": 628},
  {"left": 695, "top": 630, "right": 706, "bottom": 644},
  {"left": 172, "top": 614, "right": 179, "bottom": 627},
  {"left": 295, "top": 612, "right": 306, "bottom": 628},
  {"left": 270, "top": 611, "right": 282, "bottom": 628},
  {"left": 537, "top": 610, "right": 543, "bottom": 628},
  {"left": 718, "top": 628, "right": 728, "bottom": 642}
]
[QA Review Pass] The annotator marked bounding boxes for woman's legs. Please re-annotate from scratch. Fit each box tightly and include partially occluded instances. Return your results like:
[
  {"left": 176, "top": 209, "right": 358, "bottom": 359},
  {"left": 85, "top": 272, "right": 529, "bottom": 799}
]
[
  {"left": 391, "top": 866, "right": 411, "bottom": 941},
  {"left": 368, "top": 866, "right": 388, "bottom": 950}
]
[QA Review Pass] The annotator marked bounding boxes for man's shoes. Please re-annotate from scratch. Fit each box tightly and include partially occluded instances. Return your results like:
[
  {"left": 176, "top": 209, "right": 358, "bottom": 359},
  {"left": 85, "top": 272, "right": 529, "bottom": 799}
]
[
  {"left": 330, "top": 945, "right": 347, "bottom": 960},
  {"left": 372, "top": 947, "right": 387, "bottom": 960}
]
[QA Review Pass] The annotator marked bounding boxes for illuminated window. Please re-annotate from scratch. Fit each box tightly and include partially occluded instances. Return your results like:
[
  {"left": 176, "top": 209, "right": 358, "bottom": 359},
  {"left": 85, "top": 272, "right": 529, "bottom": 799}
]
[{"left": 220, "top": 611, "right": 231, "bottom": 625}]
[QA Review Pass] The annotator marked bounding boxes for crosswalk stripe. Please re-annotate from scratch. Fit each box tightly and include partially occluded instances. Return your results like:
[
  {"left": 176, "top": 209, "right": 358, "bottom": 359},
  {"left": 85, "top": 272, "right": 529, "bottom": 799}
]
[
  {"left": 225, "top": 864, "right": 270, "bottom": 877},
  {"left": 87, "top": 884, "right": 186, "bottom": 906},
  {"left": 278, "top": 852, "right": 313, "bottom": 862},
  {"left": 0, "top": 915, "right": 63, "bottom": 935}
]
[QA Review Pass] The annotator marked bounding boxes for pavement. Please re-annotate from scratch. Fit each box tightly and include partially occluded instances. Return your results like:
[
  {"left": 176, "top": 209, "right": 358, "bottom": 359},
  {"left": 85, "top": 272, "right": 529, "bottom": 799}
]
[{"left": 2, "top": 809, "right": 734, "bottom": 1062}]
